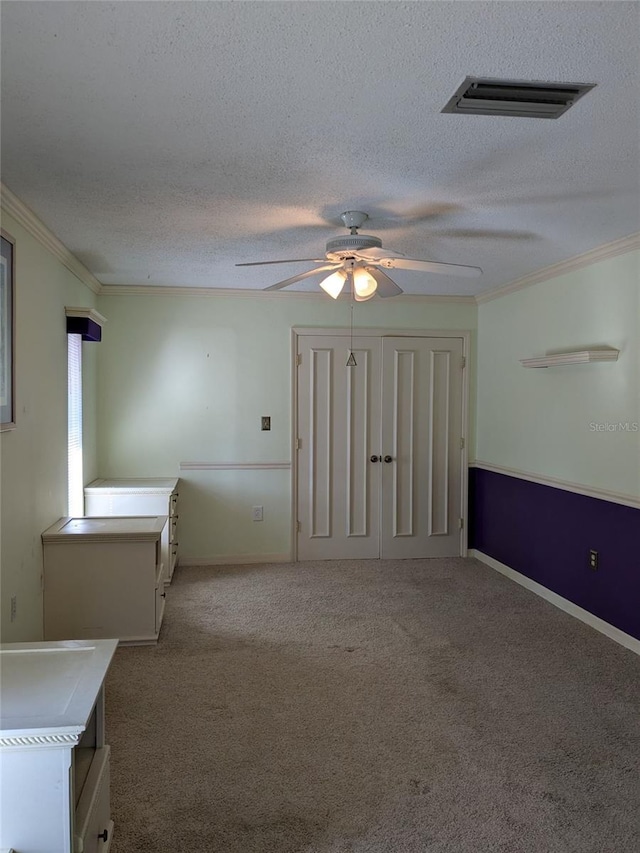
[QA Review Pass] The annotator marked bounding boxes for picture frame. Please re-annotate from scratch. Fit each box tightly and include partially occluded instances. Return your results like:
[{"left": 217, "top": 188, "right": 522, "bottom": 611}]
[{"left": 1, "top": 230, "right": 16, "bottom": 430}]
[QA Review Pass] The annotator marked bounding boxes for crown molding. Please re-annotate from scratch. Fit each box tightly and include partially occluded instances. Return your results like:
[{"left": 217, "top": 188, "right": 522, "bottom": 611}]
[
  {"left": 476, "top": 232, "right": 640, "bottom": 304},
  {"left": 99, "top": 284, "right": 476, "bottom": 303},
  {"left": 3, "top": 180, "right": 636, "bottom": 306},
  {"left": 1, "top": 183, "right": 102, "bottom": 295}
]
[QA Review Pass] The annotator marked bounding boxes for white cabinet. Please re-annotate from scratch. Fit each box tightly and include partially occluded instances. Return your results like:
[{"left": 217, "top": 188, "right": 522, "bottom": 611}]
[
  {"left": 85, "top": 478, "right": 180, "bottom": 584},
  {"left": 0, "top": 639, "right": 118, "bottom": 853},
  {"left": 43, "top": 516, "right": 166, "bottom": 645}
]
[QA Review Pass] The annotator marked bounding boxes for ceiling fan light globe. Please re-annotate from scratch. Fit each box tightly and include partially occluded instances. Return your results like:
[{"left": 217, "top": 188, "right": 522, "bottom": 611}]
[
  {"left": 353, "top": 268, "right": 378, "bottom": 299},
  {"left": 319, "top": 270, "right": 347, "bottom": 299},
  {"left": 353, "top": 289, "right": 376, "bottom": 302}
]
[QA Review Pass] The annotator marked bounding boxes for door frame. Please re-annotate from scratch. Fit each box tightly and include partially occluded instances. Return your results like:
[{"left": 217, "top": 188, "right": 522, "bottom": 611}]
[{"left": 290, "top": 327, "right": 472, "bottom": 561}]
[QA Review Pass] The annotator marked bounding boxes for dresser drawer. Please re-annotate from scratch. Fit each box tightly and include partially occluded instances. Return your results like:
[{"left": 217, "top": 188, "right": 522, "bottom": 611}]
[{"left": 74, "top": 746, "right": 112, "bottom": 853}]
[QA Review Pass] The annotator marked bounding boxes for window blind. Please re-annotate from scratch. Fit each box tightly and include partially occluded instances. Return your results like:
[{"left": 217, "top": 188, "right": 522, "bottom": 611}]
[{"left": 67, "top": 334, "right": 83, "bottom": 517}]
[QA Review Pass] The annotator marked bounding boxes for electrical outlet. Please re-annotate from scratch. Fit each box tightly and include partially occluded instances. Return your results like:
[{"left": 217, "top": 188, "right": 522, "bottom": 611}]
[
  {"left": 261, "top": 416, "right": 271, "bottom": 431},
  {"left": 10, "top": 595, "right": 17, "bottom": 622},
  {"left": 589, "top": 549, "right": 598, "bottom": 571},
  {"left": 252, "top": 505, "right": 264, "bottom": 522}
]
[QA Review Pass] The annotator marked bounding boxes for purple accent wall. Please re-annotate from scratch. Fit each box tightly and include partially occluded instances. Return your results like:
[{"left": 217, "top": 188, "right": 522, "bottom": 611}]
[{"left": 469, "top": 467, "right": 640, "bottom": 641}]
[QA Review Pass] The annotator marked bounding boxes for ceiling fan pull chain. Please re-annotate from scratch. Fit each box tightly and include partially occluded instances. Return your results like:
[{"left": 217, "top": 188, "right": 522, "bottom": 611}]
[{"left": 347, "top": 301, "right": 357, "bottom": 368}]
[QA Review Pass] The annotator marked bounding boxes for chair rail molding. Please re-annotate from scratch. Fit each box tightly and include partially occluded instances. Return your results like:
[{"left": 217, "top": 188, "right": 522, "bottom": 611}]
[
  {"left": 179, "top": 461, "right": 291, "bottom": 471},
  {"left": 471, "top": 461, "right": 640, "bottom": 509}
]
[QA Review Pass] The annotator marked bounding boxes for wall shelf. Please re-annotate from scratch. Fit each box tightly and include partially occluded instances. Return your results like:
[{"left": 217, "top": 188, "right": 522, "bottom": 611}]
[{"left": 520, "top": 349, "right": 619, "bottom": 368}]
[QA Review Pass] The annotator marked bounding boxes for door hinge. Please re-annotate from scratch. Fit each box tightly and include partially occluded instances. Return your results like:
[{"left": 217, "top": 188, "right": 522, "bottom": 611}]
[
  {"left": 296, "top": 437, "right": 302, "bottom": 451},
  {"left": 296, "top": 353, "right": 302, "bottom": 366},
  {"left": 460, "top": 437, "right": 465, "bottom": 450},
  {"left": 297, "top": 521, "right": 301, "bottom": 533},
  {"left": 459, "top": 517, "right": 464, "bottom": 529},
  {"left": 461, "top": 356, "right": 466, "bottom": 370}
]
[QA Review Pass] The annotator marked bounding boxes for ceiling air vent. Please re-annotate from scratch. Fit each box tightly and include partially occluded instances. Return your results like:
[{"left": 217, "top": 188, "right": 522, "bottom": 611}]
[{"left": 441, "top": 77, "right": 595, "bottom": 119}]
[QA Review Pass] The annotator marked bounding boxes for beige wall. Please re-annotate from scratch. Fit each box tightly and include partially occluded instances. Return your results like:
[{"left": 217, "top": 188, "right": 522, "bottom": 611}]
[
  {"left": 476, "top": 250, "right": 640, "bottom": 497},
  {"left": 0, "top": 211, "right": 98, "bottom": 641},
  {"left": 96, "top": 293, "right": 477, "bottom": 561}
]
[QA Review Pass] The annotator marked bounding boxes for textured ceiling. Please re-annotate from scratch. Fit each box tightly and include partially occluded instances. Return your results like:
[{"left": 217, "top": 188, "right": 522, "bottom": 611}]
[{"left": 1, "top": 1, "right": 639, "bottom": 297}]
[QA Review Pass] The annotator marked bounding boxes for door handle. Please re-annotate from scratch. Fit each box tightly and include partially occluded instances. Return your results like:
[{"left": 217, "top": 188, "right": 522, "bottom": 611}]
[
  {"left": 370, "top": 455, "right": 380, "bottom": 463},
  {"left": 384, "top": 455, "right": 393, "bottom": 463}
]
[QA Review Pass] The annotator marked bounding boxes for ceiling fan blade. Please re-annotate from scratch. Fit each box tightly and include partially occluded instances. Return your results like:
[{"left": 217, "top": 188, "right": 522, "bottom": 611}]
[
  {"left": 365, "top": 267, "right": 403, "bottom": 298},
  {"left": 355, "top": 246, "right": 405, "bottom": 261},
  {"left": 236, "top": 258, "right": 325, "bottom": 267},
  {"left": 379, "top": 257, "right": 483, "bottom": 277},
  {"left": 263, "top": 264, "right": 341, "bottom": 292},
  {"left": 317, "top": 201, "right": 460, "bottom": 232},
  {"left": 432, "top": 228, "right": 537, "bottom": 240},
  {"left": 386, "top": 202, "right": 462, "bottom": 226}
]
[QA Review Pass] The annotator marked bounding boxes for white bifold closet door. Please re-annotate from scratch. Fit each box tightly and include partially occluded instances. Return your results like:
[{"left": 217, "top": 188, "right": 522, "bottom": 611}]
[{"left": 296, "top": 335, "right": 464, "bottom": 560}]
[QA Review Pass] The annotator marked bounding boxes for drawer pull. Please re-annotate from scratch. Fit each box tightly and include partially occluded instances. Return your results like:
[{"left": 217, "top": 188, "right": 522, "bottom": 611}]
[
  {"left": 99, "top": 828, "right": 109, "bottom": 842},
  {"left": 161, "top": 592, "right": 167, "bottom": 598}
]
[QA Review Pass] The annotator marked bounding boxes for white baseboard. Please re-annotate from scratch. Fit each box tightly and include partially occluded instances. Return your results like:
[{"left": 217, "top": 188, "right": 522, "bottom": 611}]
[
  {"left": 178, "top": 553, "right": 292, "bottom": 567},
  {"left": 469, "top": 549, "right": 640, "bottom": 657}
]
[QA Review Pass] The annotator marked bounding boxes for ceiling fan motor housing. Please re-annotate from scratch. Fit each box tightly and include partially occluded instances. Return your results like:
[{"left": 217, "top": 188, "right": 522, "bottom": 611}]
[{"left": 325, "top": 234, "right": 382, "bottom": 261}]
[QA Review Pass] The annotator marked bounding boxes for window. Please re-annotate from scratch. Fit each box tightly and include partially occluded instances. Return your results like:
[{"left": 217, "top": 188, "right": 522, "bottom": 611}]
[
  {"left": 65, "top": 306, "right": 106, "bottom": 516},
  {"left": 67, "top": 333, "right": 83, "bottom": 516}
]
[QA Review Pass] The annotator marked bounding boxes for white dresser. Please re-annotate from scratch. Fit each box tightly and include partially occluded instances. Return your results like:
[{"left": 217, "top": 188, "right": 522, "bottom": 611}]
[
  {"left": 43, "top": 516, "right": 167, "bottom": 645},
  {"left": 0, "top": 639, "right": 118, "bottom": 852},
  {"left": 84, "top": 478, "right": 180, "bottom": 584}
]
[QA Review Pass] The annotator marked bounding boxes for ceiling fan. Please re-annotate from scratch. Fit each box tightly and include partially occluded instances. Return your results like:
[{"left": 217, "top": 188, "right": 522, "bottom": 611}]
[{"left": 236, "top": 211, "right": 482, "bottom": 300}]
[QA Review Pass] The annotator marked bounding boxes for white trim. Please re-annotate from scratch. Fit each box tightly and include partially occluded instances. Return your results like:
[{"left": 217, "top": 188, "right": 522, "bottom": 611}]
[
  {"left": 469, "top": 549, "right": 640, "bottom": 657},
  {"left": 99, "top": 284, "right": 475, "bottom": 303},
  {"left": 179, "top": 461, "right": 290, "bottom": 471},
  {"left": 476, "top": 233, "right": 640, "bottom": 304},
  {"left": 471, "top": 460, "right": 640, "bottom": 510},
  {"left": 179, "top": 553, "right": 291, "bottom": 566},
  {"left": 64, "top": 306, "right": 108, "bottom": 326},
  {"left": 0, "top": 182, "right": 102, "bottom": 295}
]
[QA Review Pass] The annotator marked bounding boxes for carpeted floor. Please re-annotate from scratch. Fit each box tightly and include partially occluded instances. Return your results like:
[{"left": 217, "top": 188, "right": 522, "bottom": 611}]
[{"left": 106, "top": 558, "right": 640, "bottom": 852}]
